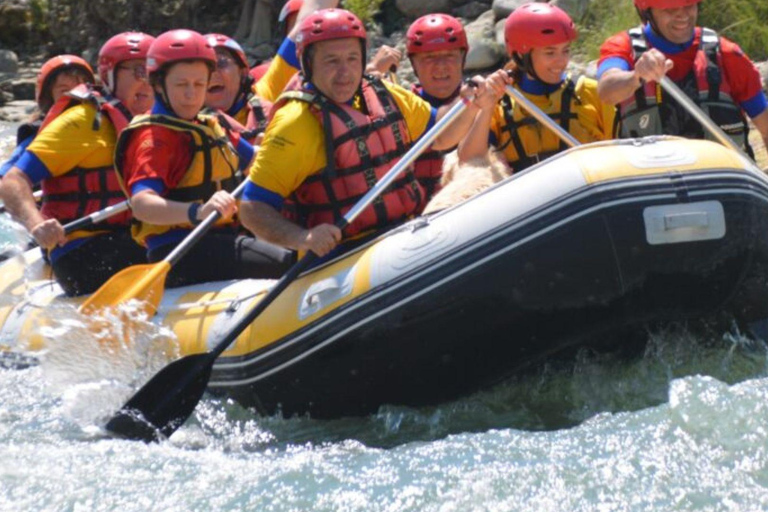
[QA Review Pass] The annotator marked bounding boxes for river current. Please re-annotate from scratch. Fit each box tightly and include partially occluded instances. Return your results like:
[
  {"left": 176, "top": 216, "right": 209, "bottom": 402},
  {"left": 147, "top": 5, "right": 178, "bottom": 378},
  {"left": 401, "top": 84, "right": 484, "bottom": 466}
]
[{"left": 2, "top": 121, "right": 768, "bottom": 511}]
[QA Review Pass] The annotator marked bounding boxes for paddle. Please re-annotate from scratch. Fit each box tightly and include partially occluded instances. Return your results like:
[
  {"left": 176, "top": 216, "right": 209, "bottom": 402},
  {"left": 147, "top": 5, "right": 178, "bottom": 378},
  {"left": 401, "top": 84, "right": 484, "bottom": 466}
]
[
  {"left": 78, "top": 180, "right": 249, "bottom": 316},
  {"left": 659, "top": 76, "right": 752, "bottom": 160},
  {"left": 104, "top": 95, "right": 474, "bottom": 442}
]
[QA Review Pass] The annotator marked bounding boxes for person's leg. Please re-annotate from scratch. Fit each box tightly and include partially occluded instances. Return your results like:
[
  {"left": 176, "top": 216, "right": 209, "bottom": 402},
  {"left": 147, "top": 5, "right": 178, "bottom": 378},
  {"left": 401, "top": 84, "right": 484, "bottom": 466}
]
[
  {"left": 148, "top": 232, "right": 294, "bottom": 289},
  {"left": 52, "top": 230, "right": 147, "bottom": 296}
]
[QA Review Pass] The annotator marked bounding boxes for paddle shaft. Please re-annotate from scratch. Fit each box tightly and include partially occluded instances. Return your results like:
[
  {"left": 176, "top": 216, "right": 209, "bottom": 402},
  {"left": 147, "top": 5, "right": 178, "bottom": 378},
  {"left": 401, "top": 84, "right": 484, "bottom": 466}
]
[
  {"left": 62, "top": 200, "right": 130, "bottom": 235},
  {"left": 659, "top": 77, "right": 751, "bottom": 160},
  {"left": 505, "top": 85, "right": 580, "bottom": 148},
  {"left": 208, "top": 95, "right": 473, "bottom": 361},
  {"left": 163, "top": 179, "right": 249, "bottom": 267},
  {"left": 105, "top": 95, "right": 473, "bottom": 441}
]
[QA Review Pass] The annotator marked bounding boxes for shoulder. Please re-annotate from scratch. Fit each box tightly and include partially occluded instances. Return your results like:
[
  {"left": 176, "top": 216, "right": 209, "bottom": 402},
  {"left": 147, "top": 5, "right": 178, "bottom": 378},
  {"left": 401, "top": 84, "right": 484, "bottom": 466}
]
[{"left": 600, "top": 31, "right": 632, "bottom": 55}]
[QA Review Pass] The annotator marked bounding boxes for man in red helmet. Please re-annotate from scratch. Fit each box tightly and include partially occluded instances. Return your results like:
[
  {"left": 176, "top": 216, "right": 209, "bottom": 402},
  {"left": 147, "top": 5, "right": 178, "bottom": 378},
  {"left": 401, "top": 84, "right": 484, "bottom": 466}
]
[
  {"left": 205, "top": 33, "right": 272, "bottom": 143},
  {"left": 0, "top": 32, "right": 154, "bottom": 296},
  {"left": 597, "top": 0, "right": 768, "bottom": 154},
  {"left": 404, "top": 14, "right": 470, "bottom": 201},
  {"left": 239, "top": 8, "right": 505, "bottom": 262}
]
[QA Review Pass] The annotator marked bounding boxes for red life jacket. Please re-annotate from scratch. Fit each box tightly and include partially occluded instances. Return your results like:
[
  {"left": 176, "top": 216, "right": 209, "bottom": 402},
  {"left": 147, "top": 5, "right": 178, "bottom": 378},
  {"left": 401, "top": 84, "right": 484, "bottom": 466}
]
[
  {"left": 39, "top": 84, "right": 132, "bottom": 228},
  {"left": 275, "top": 76, "right": 425, "bottom": 238},
  {"left": 617, "top": 26, "right": 753, "bottom": 156}
]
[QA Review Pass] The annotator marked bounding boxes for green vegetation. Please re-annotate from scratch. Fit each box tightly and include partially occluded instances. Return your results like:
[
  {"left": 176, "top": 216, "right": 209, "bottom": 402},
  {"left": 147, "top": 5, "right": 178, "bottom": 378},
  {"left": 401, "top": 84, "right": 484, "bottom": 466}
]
[
  {"left": 30, "top": 0, "right": 49, "bottom": 34},
  {"left": 342, "top": 0, "right": 387, "bottom": 26},
  {"left": 574, "top": 0, "right": 768, "bottom": 62}
]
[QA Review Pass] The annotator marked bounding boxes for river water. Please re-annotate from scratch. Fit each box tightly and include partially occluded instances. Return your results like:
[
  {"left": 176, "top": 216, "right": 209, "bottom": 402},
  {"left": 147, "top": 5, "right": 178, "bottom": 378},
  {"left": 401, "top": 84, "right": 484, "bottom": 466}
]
[{"left": 2, "top": 121, "right": 768, "bottom": 511}]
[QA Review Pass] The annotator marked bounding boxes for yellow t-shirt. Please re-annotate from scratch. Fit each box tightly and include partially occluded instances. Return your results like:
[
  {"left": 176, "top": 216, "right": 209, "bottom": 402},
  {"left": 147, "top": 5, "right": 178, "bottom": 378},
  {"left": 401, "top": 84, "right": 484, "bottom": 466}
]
[
  {"left": 26, "top": 102, "right": 116, "bottom": 178},
  {"left": 253, "top": 55, "right": 299, "bottom": 104},
  {"left": 248, "top": 80, "right": 435, "bottom": 200},
  {"left": 490, "top": 75, "right": 615, "bottom": 166}
]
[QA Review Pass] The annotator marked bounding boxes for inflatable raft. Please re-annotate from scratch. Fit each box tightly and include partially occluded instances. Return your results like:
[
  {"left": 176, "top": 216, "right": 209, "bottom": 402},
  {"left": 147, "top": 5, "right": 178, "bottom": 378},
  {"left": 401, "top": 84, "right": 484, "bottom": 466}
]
[{"left": 2, "top": 136, "right": 768, "bottom": 418}]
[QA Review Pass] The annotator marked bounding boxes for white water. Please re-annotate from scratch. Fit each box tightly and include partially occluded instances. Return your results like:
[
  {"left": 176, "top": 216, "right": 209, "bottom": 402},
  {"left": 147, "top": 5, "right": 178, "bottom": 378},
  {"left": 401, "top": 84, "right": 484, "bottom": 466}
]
[{"left": 2, "top": 122, "right": 768, "bottom": 511}]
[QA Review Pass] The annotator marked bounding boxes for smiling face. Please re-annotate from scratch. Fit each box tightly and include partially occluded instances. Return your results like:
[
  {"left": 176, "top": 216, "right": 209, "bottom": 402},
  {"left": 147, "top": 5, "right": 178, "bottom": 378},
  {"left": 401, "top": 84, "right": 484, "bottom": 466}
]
[
  {"left": 206, "top": 49, "right": 246, "bottom": 111},
  {"left": 309, "top": 38, "right": 364, "bottom": 104},
  {"left": 410, "top": 49, "right": 464, "bottom": 100},
  {"left": 650, "top": 5, "right": 698, "bottom": 44},
  {"left": 114, "top": 58, "right": 154, "bottom": 116},
  {"left": 529, "top": 42, "right": 571, "bottom": 85},
  {"left": 158, "top": 61, "right": 210, "bottom": 120}
]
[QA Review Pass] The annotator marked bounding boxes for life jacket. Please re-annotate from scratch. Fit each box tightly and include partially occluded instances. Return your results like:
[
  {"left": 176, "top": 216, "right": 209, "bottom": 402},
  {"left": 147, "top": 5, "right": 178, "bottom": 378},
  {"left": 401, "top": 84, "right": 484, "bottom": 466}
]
[
  {"left": 242, "top": 93, "right": 273, "bottom": 142},
  {"left": 617, "top": 26, "right": 753, "bottom": 156},
  {"left": 410, "top": 84, "right": 455, "bottom": 203},
  {"left": 16, "top": 119, "right": 41, "bottom": 145},
  {"left": 114, "top": 113, "right": 242, "bottom": 246},
  {"left": 274, "top": 76, "right": 425, "bottom": 238},
  {"left": 496, "top": 76, "right": 580, "bottom": 171},
  {"left": 38, "top": 84, "right": 133, "bottom": 229}
]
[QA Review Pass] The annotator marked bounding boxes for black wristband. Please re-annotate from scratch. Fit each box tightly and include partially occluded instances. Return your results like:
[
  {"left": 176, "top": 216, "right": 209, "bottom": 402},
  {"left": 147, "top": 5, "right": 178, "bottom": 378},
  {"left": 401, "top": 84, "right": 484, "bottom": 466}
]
[{"left": 187, "top": 202, "right": 201, "bottom": 225}]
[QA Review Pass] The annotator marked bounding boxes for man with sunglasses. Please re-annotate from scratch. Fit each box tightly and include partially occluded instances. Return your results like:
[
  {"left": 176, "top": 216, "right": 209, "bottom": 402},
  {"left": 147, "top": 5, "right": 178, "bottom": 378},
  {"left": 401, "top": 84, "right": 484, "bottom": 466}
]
[
  {"left": 205, "top": 33, "right": 272, "bottom": 143},
  {"left": 0, "top": 32, "right": 154, "bottom": 296}
]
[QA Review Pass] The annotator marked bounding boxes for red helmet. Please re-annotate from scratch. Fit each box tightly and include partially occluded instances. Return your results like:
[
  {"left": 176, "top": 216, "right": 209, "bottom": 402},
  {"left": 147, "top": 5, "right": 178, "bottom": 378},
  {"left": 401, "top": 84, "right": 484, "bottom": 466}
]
[
  {"left": 249, "top": 61, "right": 271, "bottom": 82},
  {"left": 36, "top": 55, "right": 95, "bottom": 111},
  {"left": 504, "top": 3, "right": 578, "bottom": 56},
  {"left": 406, "top": 14, "right": 468, "bottom": 55},
  {"left": 634, "top": 0, "right": 701, "bottom": 9},
  {"left": 204, "top": 33, "right": 249, "bottom": 69},
  {"left": 296, "top": 9, "right": 367, "bottom": 78},
  {"left": 98, "top": 32, "right": 154, "bottom": 93},
  {"left": 279, "top": 0, "right": 303, "bottom": 23},
  {"left": 146, "top": 29, "right": 216, "bottom": 75}
]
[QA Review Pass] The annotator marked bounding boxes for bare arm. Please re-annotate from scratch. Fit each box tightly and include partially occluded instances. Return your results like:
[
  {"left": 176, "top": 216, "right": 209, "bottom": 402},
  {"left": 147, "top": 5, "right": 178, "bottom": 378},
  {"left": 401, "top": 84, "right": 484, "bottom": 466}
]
[
  {"left": 131, "top": 189, "right": 237, "bottom": 225},
  {"left": 240, "top": 200, "right": 341, "bottom": 256},
  {"left": 752, "top": 108, "right": 768, "bottom": 155},
  {"left": 457, "top": 106, "right": 496, "bottom": 163},
  {"left": 597, "top": 48, "right": 674, "bottom": 106},
  {"left": 0, "top": 168, "right": 66, "bottom": 249}
]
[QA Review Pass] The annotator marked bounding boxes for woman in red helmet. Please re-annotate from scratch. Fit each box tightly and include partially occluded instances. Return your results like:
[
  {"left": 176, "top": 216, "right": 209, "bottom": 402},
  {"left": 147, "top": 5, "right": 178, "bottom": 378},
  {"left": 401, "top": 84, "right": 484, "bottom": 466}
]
[
  {"left": 459, "top": 3, "right": 615, "bottom": 171},
  {"left": 0, "top": 56, "right": 94, "bottom": 179},
  {"left": 0, "top": 33, "right": 154, "bottom": 296},
  {"left": 116, "top": 29, "right": 292, "bottom": 287},
  {"left": 204, "top": 33, "right": 272, "bottom": 143},
  {"left": 239, "top": 8, "right": 502, "bottom": 262},
  {"left": 404, "top": 14, "right": 469, "bottom": 201},
  {"left": 597, "top": 0, "right": 768, "bottom": 154}
]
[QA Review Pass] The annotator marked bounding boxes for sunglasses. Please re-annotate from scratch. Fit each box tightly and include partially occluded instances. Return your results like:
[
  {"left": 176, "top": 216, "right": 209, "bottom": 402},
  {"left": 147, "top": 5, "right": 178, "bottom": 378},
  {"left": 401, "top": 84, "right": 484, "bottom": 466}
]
[
  {"left": 117, "top": 63, "right": 148, "bottom": 80},
  {"left": 216, "top": 56, "right": 237, "bottom": 70}
]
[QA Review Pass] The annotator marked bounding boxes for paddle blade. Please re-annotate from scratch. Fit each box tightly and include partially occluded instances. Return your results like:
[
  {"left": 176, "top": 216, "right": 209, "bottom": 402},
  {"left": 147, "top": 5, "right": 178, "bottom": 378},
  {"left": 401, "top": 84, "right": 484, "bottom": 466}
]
[
  {"left": 105, "top": 352, "right": 215, "bottom": 442},
  {"left": 79, "top": 261, "right": 172, "bottom": 315}
]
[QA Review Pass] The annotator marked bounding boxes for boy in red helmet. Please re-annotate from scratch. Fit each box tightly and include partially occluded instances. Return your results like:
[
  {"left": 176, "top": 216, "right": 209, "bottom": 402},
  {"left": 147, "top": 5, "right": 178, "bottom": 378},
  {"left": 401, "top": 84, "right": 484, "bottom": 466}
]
[
  {"left": 239, "top": 8, "right": 505, "bottom": 263},
  {"left": 459, "top": 3, "right": 614, "bottom": 171},
  {"left": 597, "top": 0, "right": 768, "bottom": 154},
  {"left": 116, "top": 30, "right": 292, "bottom": 287},
  {"left": 0, "top": 33, "right": 154, "bottom": 296}
]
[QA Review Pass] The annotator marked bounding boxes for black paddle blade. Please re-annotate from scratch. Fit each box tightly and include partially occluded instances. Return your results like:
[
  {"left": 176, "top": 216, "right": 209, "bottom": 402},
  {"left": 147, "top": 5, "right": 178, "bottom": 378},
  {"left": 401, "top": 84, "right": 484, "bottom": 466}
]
[{"left": 105, "top": 353, "right": 215, "bottom": 442}]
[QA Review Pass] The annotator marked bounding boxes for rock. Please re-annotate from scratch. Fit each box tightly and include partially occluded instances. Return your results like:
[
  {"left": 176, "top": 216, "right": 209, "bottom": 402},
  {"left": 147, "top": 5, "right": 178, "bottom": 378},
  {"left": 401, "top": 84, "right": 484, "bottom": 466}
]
[
  {"left": 495, "top": 18, "right": 506, "bottom": 48},
  {"left": 0, "top": 100, "right": 36, "bottom": 123},
  {"left": 11, "top": 79, "right": 35, "bottom": 101},
  {"left": 757, "top": 61, "right": 768, "bottom": 93},
  {"left": 455, "top": 1, "right": 492, "bottom": 19},
  {"left": 464, "top": 10, "right": 504, "bottom": 71},
  {"left": 0, "top": 50, "right": 19, "bottom": 74},
  {"left": 395, "top": 0, "right": 452, "bottom": 18},
  {"left": 550, "top": 0, "right": 591, "bottom": 19},
  {"left": 491, "top": 0, "right": 528, "bottom": 20}
]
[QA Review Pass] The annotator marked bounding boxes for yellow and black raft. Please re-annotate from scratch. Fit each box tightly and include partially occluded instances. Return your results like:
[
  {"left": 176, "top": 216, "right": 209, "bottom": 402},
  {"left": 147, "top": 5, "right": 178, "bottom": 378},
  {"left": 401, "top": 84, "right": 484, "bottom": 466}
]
[{"left": 2, "top": 136, "right": 768, "bottom": 418}]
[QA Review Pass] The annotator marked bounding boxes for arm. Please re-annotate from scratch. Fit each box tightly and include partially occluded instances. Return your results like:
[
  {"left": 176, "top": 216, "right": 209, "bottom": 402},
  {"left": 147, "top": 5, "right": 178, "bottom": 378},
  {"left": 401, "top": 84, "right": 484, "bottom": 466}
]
[
  {"left": 597, "top": 48, "right": 673, "bottom": 106},
  {"left": 131, "top": 189, "right": 237, "bottom": 225},
  {"left": 457, "top": 70, "right": 511, "bottom": 162},
  {"left": 752, "top": 109, "right": 768, "bottom": 162},
  {"left": 432, "top": 72, "right": 509, "bottom": 151},
  {"left": 240, "top": 200, "right": 340, "bottom": 256},
  {"left": 0, "top": 167, "right": 65, "bottom": 249}
]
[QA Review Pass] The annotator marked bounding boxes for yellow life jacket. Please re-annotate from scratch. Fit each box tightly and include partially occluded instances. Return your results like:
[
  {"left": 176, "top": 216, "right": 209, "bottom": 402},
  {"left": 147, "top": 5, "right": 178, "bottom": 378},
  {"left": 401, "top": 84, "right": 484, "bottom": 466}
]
[
  {"left": 496, "top": 75, "right": 601, "bottom": 171},
  {"left": 114, "top": 113, "right": 242, "bottom": 246}
]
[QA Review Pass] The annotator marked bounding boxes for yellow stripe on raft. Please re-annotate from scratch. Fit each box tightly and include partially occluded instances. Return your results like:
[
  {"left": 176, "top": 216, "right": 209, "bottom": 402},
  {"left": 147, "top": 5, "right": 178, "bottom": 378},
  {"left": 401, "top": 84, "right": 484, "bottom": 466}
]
[{"left": 574, "top": 138, "right": 752, "bottom": 185}]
